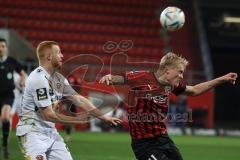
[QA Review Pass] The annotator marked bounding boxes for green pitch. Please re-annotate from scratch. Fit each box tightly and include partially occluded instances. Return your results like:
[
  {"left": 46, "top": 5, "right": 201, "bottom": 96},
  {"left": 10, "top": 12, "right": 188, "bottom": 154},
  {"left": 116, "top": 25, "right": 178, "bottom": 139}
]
[{"left": 4, "top": 131, "right": 240, "bottom": 160}]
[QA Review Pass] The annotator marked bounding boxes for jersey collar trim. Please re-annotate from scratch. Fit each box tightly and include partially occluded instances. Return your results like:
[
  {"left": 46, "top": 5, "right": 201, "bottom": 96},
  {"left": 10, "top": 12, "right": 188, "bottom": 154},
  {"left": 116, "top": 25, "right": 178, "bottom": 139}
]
[{"left": 0, "top": 55, "right": 8, "bottom": 63}]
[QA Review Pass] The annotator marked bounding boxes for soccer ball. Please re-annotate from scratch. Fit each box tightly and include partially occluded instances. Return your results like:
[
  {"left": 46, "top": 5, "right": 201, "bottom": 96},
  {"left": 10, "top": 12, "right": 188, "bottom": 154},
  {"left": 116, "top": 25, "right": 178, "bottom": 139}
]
[{"left": 160, "top": 6, "right": 185, "bottom": 31}]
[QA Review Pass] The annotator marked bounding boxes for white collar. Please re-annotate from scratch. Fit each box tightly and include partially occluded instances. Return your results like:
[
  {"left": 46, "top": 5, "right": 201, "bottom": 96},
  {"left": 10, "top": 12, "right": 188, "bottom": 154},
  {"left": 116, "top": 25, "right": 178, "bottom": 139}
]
[
  {"left": 38, "top": 66, "right": 51, "bottom": 79},
  {"left": 0, "top": 55, "right": 8, "bottom": 63}
]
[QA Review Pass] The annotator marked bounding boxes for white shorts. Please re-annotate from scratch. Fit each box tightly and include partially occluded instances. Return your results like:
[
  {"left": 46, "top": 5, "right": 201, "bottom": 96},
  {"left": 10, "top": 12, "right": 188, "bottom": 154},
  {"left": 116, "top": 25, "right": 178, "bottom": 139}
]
[{"left": 18, "top": 131, "right": 73, "bottom": 160}]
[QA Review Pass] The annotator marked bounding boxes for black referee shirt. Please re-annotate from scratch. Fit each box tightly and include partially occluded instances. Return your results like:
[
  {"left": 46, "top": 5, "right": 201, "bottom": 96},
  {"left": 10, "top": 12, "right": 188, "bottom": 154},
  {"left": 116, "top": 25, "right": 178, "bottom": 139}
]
[{"left": 0, "top": 56, "right": 23, "bottom": 94}]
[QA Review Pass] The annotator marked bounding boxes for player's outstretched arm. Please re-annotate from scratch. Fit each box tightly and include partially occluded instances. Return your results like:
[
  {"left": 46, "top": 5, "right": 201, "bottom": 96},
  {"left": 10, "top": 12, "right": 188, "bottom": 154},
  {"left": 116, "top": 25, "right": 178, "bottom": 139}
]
[
  {"left": 183, "top": 72, "right": 238, "bottom": 96},
  {"left": 40, "top": 98, "right": 121, "bottom": 126},
  {"left": 99, "top": 74, "right": 124, "bottom": 85},
  {"left": 62, "top": 79, "right": 121, "bottom": 125},
  {"left": 39, "top": 104, "right": 86, "bottom": 124},
  {"left": 70, "top": 94, "right": 122, "bottom": 126}
]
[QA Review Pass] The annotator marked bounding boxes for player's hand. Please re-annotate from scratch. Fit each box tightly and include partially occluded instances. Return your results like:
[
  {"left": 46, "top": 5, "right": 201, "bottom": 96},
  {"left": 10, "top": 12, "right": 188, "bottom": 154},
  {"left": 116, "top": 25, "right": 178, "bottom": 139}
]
[
  {"left": 220, "top": 72, "right": 238, "bottom": 85},
  {"left": 52, "top": 101, "right": 61, "bottom": 111},
  {"left": 102, "top": 116, "right": 122, "bottom": 126},
  {"left": 99, "top": 74, "right": 113, "bottom": 85}
]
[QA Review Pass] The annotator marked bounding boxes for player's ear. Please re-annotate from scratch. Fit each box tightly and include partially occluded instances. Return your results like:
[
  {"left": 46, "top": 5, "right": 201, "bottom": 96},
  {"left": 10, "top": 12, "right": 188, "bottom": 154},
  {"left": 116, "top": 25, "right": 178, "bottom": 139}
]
[
  {"left": 164, "top": 66, "right": 170, "bottom": 75},
  {"left": 46, "top": 55, "right": 51, "bottom": 61},
  {"left": 46, "top": 51, "right": 52, "bottom": 61}
]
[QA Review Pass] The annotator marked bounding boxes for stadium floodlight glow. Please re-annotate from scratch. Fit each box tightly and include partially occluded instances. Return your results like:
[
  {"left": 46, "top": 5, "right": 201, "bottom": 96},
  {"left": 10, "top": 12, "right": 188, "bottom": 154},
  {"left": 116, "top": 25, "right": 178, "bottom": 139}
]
[{"left": 223, "top": 16, "right": 240, "bottom": 23}]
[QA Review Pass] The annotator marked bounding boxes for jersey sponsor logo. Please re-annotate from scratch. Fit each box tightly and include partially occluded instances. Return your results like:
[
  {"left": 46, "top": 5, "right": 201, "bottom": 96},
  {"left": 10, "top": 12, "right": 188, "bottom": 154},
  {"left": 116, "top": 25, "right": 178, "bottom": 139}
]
[
  {"left": 148, "top": 95, "right": 168, "bottom": 105},
  {"left": 36, "top": 88, "right": 48, "bottom": 101},
  {"left": 144, "top": 92, "right": 168, "bottom": 104}
]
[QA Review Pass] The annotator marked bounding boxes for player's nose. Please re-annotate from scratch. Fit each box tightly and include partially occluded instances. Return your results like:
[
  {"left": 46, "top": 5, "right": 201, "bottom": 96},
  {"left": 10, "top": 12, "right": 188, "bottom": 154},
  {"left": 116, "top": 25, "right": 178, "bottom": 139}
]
[
  {"left": 60, "top": 53, "right": 64, "bottom": 59},
  {"left": 179, "top": 74, "right": 183, "bottom": 79}
]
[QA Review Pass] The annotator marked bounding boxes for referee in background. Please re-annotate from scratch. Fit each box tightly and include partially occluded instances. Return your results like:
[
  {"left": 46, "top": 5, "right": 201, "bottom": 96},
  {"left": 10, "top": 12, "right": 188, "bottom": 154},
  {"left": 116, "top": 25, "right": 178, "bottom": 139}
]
[{"left": 0, "top": 38, "right": 26, "bottom": 160}]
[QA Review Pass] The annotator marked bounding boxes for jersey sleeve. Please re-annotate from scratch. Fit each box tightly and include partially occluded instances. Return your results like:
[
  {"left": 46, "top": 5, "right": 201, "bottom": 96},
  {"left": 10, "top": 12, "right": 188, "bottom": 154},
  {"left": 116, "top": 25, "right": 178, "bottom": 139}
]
[
  {"left": 124, "top": 71, "right": 149, "bottom": 86},
  {"left": 172, "top": 83, "right": 186, "bottom": 96},
  {"left": 62, "top": 78, "right": 78, "bottom": 97},
  {"left": 32, "top": 76, "right": 52, "bottom": 108}
]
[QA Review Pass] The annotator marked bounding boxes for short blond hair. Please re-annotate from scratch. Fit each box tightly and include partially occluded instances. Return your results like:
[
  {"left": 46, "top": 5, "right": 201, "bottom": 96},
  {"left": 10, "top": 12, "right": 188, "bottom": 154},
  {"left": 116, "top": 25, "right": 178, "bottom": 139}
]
[
  {"left": 159, "top": 52, "right": 189, "bottom": 69},
  {"left": 36, "top": 41, "right": 58, "bottom": 61}
]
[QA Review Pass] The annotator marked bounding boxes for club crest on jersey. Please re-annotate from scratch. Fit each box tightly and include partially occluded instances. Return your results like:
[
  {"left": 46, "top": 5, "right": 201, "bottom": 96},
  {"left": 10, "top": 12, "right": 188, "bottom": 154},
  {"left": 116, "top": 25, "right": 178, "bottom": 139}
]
[
  {"left": 56, "top": 82, "right": 62, "bottom": 90},
  {"left": 36, "top": 88, "right": 48, "bottom": 101}
]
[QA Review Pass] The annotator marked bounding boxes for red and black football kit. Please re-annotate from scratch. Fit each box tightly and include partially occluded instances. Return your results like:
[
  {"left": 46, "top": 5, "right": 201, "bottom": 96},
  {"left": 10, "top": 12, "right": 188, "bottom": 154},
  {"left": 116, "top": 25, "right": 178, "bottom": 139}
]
[{"left": 124, "top": 71, "right": 186, "bottom": 160}]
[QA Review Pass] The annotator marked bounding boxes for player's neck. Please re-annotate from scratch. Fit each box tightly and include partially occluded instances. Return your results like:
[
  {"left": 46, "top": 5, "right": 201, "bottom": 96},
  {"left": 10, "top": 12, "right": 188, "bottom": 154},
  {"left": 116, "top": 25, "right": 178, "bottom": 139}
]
[
  {"left": 39, "top": 64, "right": 55, "bottom": 76},
  {"left": 0, "top": 55, "right": 7, "bottom": 62}
]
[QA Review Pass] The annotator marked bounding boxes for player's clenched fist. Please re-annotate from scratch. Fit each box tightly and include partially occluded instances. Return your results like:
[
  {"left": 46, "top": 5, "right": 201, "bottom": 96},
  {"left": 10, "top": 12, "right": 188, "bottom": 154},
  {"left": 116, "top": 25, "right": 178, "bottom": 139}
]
[
  {"left": 99, "top": 74, "right": 113, "bottom": 85},
  {"left": 218, "top": 72, "right": 238, "bottom": 85}
]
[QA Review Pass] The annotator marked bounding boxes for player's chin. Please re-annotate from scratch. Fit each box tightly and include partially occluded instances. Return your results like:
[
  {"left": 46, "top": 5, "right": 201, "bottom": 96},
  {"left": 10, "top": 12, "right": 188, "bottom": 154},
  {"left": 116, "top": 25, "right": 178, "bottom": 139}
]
[
  {"left": 54, "top": 62, "right": 63, "bottom": 70},
  {"left": 58, "top": 64, "right": 63, "bottom": 69},
  {"left": 58, "top": 60, "right": 63, "bottom": 66}
]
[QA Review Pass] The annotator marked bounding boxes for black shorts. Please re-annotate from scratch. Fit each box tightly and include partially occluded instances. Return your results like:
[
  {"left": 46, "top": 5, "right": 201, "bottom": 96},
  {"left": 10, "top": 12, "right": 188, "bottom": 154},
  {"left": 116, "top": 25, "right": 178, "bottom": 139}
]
[
  {"left": 131, "top": 134, "right": 183, "bottom": 160},
  {"left": 0, "top": 92, "right": 14, "bottom": 108}
]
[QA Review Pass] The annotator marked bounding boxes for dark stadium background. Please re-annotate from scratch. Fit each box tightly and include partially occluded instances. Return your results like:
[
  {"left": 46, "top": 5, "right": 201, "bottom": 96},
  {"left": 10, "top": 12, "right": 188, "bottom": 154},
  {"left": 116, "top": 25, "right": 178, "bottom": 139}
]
[{"left": 0, "top": 0, "right": 240, "bottom": 160}]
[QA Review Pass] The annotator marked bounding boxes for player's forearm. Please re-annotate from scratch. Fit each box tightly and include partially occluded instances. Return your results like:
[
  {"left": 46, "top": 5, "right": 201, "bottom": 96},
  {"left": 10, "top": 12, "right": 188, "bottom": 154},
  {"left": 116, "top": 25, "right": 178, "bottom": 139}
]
[
  {"left": 40, "top": 104, "right": 86, "bottom": 124},
  {"left": 71, "top": 95, "right": 107, "bottom": 121},
  {"left": 54, "top": 112, "right": 86, "bottom": 124},
  {"left": 191, "top": 77, "right": 224, "bottom": 96},
  {"left": 44, "top": 111, "right": 85, "bottom": 124},
  {"left": 111, "top": 75, "right": 125, "bottom": 84},
  {"left": 99, "top": 74, "right": 125, "bottom": 85}
]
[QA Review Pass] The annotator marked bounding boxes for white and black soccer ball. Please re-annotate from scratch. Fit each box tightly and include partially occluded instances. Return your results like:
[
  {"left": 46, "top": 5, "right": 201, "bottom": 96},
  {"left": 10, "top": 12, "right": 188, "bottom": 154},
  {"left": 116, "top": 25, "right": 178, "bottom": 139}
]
[{"left": 160, "top": 6, "right": 185, "bottom": 31}]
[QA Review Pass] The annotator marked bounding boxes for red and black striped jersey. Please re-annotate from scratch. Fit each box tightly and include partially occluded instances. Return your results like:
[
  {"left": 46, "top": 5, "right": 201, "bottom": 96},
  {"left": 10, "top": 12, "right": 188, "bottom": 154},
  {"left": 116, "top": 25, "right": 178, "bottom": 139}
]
[{"left": 124, "top": 71, "right": 186, "bottom": 140}]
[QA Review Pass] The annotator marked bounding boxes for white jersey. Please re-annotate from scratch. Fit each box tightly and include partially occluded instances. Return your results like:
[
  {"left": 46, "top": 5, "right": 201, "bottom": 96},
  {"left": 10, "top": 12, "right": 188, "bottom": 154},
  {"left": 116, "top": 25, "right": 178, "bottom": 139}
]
[{"left": 16, "top": 66, "right": 75, "bottom": 136}]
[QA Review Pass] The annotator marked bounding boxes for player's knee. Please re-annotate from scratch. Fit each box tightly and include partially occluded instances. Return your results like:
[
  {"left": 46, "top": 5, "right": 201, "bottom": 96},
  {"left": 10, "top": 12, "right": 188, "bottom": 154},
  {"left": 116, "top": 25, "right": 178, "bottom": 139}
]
[
  {"left": 1, "top": 104, "right": 11, "bottom": 120},
  {"left": 1, "top": 114, "right": 11, "bottom": 121},
  {"left": 1, "top": 115, "right": 10, "bottom": 121}
]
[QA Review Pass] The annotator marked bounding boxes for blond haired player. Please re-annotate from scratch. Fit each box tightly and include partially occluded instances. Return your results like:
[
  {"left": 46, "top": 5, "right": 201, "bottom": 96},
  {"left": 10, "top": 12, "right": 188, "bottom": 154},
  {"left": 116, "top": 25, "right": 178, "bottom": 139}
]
[
  {"left": 100, "top": 52, "right": 237, "bottom": 160},
  {"left": 17, "top": 41, "right": 121, "bottom": 160}
]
